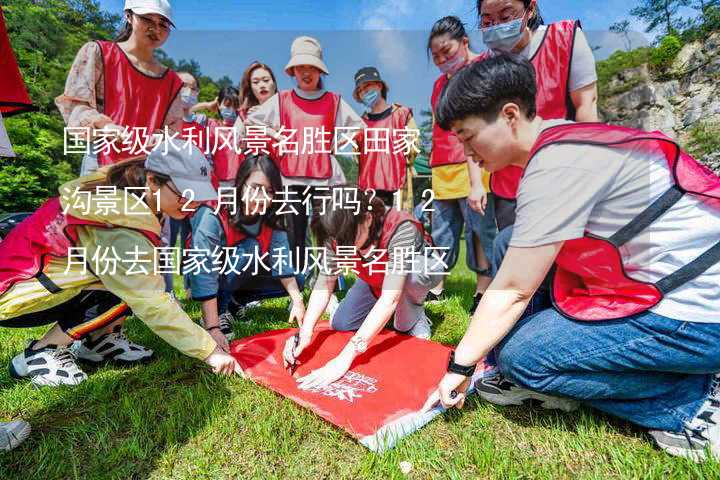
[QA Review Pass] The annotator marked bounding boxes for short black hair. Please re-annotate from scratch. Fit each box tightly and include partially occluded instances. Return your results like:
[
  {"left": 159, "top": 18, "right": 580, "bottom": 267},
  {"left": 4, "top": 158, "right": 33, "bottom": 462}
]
[
  {"left": 435, "top": 53, "right": 537, "bottom": 130},
  {"left": 426, "top": 16, "right": 469, "bottom": 58}
]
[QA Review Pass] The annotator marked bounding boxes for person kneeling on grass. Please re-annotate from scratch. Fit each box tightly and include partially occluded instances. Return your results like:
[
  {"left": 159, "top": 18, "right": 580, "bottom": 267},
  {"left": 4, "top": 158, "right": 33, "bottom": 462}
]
[
  {"left": 0, "top": 142, "right": 242, "bottom": 447},
  {"left": 186, "top": 153, "right": 305, "bottom": 349},
  {"left": 426, "top": 54, "right": 720, "bottom": 461},
  {"left": 283, "top": 186, "right": 444, "bottom": 389}
]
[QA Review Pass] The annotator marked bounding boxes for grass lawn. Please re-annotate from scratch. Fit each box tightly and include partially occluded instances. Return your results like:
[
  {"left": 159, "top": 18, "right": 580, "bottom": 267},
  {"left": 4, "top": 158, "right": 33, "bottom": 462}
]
[{"left": 1, "top": 246, "right": 719, "bottom": 479}]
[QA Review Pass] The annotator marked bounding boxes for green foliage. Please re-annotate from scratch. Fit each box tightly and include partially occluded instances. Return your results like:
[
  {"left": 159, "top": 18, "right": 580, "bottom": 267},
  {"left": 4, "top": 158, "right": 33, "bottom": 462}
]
[
  {"left": 686, "top": 121, "right": 720, "bottom": 158},
  {"left": 649, "top": 34, "right": 683, "bottom": 71}
]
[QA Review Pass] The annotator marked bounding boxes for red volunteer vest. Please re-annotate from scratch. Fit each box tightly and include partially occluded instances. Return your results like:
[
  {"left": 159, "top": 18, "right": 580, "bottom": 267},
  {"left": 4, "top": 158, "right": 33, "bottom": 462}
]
[
  {"left": 527, "top": 123, "right": 720, "bottom": 321},
  {"left": 207, "top": 118, "right": 241, "bottom": 183},
  {"left": 351, "top": 210, "right": 432, "bottom": 298},
  {"left": 278, "top": 90, "right": 340, "bottom": 179},
  {"left": 358, "top": 106, "right": 413, "bottom": 191},
  {"left": 96, "top": 40, "right": 183, "bottom": 166},
  {"left": 191, "top": 205, "right": 274, "bottom": 255},
  {"left": 0, "top": 197, "right": 161, "bottom": 297},
  {"left": 490, "top": 20, "right": 580, "bottom": 225},
  {"left": 430, "top": 56, "right": 484, "bottom": 168}
]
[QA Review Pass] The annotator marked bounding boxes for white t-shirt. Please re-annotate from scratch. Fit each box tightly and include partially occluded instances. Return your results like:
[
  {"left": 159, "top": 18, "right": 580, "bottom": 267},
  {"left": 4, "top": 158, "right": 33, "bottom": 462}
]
[
  {"left": 0, "top": 112, "right": 15, "bottom": 157},
  {"left": 511, "top": 120, "right": 720, "bottom": 323},
  {"left": 517, "top": 24, "right": 598, "bottom": 92}
]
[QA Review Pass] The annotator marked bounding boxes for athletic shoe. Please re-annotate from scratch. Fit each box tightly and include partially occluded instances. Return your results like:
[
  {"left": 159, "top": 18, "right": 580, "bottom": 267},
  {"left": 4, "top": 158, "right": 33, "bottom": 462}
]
[
  {"left": 470, "top": 293, "right": 483, "bottom": 315},
  {"left": 10, "top": 342, "right": 87, "bottom": 387},
  {"left": 71, "top": 326, "right": 153, "bottom": 364},
  {"left": 407, "top": 313, "right": 432, "bottom": 340},
  {"left": 475, "top": 373, "right": 579, "bottom": 412},
  {"left": 650, "top": 374, "right": 720, "bottom": 461},
  {"left": 0, "top": 420, "right": 30, "bottom": 451},
  {"left": 218, "top": 312, "right": 235, "bottom": 340}
]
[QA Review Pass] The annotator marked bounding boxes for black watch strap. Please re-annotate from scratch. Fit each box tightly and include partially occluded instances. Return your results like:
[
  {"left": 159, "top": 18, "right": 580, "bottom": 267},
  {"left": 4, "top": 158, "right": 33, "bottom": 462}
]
[{"left": 447, "top": 351, "right": 476, "bottom": 377}]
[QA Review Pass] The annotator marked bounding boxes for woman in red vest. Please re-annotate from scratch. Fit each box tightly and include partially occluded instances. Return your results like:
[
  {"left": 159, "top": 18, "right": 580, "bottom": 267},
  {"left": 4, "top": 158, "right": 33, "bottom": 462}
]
[
  {"left": 282, "top": 187, "right": 445, "bottom": 389},
  {"left": 186, "top": 154, "right": 305, "bottom": 351},
  {"left": 247, "top": 36, "right": 365, "bottom": 275},
  {"left": 427, "top": 55, "right": 720, "bottom": 461},
  {"left": 56, "top": 0, "right": 184, "bottom": 174},
  {"left": 476, "top": 0, "right": 599, "bottom": 275},
  {"left": 352, "top": 66, "right": 418, "bottom": 211},
  {"left": 427, "top": 17, "right": 497, "bottom": 315},
  {"left": 0, "top": 141, "right": 242, "bottom": 390}
]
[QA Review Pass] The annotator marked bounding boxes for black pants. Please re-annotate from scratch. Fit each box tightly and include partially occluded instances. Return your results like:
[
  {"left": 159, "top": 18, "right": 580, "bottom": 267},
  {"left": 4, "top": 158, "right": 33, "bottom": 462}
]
[{"left": 0, "top": 291, "right": 129, "bottom": 340}]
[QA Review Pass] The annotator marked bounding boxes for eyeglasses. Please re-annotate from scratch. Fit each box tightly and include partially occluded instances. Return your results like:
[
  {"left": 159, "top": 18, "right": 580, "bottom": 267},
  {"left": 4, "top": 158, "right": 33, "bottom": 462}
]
[{"left": 133, "top": 13, "right": 172, "bottom": 33}]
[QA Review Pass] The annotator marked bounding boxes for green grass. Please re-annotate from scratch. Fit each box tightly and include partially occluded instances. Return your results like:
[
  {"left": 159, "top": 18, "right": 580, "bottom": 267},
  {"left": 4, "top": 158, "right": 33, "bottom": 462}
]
[{"left": 2, "top": 248, "right": 719, "bottom": 479}]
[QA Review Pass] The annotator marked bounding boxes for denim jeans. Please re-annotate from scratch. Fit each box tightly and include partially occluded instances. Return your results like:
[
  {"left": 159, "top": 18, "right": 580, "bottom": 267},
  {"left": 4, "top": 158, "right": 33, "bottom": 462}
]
[
  {"left": 496, "top": 308, "right": 720, "bottom": 432},
  {"left": 431, "top": 196, "right": 496, "bottom": 274}
]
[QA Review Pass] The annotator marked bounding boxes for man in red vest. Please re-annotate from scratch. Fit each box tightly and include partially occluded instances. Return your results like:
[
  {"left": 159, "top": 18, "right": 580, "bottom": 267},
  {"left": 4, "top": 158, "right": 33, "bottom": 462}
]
[{"left": 425, "top": 54, "right": 720, "bottom": 461}]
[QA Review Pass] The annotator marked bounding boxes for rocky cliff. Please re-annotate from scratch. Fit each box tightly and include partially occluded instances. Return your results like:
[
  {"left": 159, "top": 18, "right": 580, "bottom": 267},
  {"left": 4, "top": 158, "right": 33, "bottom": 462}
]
[{"left": 601, "top": 31, "right": 720, "bottom": 173}]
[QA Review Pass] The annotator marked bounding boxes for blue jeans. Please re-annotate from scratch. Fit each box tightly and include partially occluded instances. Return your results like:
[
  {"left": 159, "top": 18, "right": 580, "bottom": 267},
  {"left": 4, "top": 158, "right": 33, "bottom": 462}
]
[
  {"left": 497, "top": 308, "right": 720, "bottom": 432},
  {"left": 431, "top": 196, "right": 496, "bottom": 274}
]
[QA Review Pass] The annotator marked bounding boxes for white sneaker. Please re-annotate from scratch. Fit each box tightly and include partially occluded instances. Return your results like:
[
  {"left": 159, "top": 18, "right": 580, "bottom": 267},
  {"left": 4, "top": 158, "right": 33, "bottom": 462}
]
[
  {"left": 71, "top": 327, "right": 153, "bottom": 364},
  {"left": 407, "top": 313, "right": 432, "bottom": 340},
  {"left": 0, "top": 420, "right": 30, "bottom": 451},
  {"left": 475, "top": 373, "right": 579, "bottom": 412},
  {"left": 10, "top": 341, "right": 87, "bottom": 387},
  {"left": 217, "top": 312, "right": 235, "bottom": 341}
]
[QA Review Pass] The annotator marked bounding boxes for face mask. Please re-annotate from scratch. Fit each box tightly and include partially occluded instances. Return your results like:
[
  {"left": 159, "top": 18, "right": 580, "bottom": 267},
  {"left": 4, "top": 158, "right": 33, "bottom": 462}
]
[
  {"left": 482, "top": 14, "right": 526, "bottom": 53},
  {"left": 219, "top": 106, "right": 237, "bottom": 122},
  {"left": 180, "top": 88, "right": 198, "bottom": 108},
  {"left": 438, "top": 50, "right": 467, "bottom": 76},
  {"left": 361, "top": 89, "right": 380, "bottom": 109}
]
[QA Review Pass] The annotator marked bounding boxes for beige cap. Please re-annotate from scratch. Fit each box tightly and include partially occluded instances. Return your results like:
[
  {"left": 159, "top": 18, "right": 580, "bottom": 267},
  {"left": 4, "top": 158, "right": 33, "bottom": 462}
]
[{"left": 284, "top": 36, "right": 329, "bottom": 76}]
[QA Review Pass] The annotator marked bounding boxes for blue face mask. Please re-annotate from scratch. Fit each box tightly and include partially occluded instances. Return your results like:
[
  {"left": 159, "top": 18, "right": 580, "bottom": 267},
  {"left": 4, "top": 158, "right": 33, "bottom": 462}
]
[
  {"left": 482, "top": 15, "right": 526, "bottom": 53},
  {"left": 219, "top": 106, "right": 237, "bottom": 122},
  {"left": 361, "top": 89, "right": 380, "bottom": 110}
]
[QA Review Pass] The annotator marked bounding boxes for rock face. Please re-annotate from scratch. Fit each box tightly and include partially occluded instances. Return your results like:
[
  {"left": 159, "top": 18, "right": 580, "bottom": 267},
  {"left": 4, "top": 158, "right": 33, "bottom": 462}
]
[{"left": 601, "top": 31, "right": 720, "bottom": 149}]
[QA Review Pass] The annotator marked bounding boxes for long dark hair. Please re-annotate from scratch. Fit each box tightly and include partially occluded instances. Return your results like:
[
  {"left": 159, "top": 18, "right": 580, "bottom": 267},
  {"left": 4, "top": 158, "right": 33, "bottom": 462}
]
[
  {"left": 311, "top": 186, "right": 386, "bottom": 249},
  {"left": 426, "top": 16, "right": 469, "bottom": 59},
  {"left": 239, "top": 62, "right": 277, "bottom": 114},
  {"left": 230, "top": 154, "right": 285, "bottom": 230},
  {"left": 476, "top": 0, "right": 544, "bottom": 31},
  {"left": 115, "top": 10, "right": 133, "bottom": 42}
]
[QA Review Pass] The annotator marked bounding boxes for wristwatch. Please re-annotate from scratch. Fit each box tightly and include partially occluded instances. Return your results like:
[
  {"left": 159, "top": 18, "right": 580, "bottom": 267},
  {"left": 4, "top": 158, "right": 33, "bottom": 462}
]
[
  {"left": 349, "top": 335, "right": 368, "bottom": 354},
  {"left": 447, "top": 351, "right": 476, "bottom": 377}
]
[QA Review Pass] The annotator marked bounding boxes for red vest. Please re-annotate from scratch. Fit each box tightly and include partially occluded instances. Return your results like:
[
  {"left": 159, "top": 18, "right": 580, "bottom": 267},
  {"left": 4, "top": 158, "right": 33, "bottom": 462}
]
[
  {"left": 351, "top": 210, "right": 432, "bottom": 298},
  {"left": 430, "top": 56, "right": 484, "bottom": 168},
  {"left": 0, "top": 197, "right": 161, "bottom": 297},
  {"left": 191, "top": 205, "right": 274, "bottom": 255},
  {"left": 96, "top": 40, "right": 183, "bottom": 166},
  {"left": 527, "top": 123, "right": 720, "bottom": 321},
  {"left": 278, "top": 90, "right": 340, "bottom": 179},
  {"left": 490, "top": 20, "right": 580, "bottom": 205},
  {"left": 207, "top": 118, "right": 241, "bottom": 183},
  {"left": 358, "top": 106, "right": 412, "bottom": 191}
]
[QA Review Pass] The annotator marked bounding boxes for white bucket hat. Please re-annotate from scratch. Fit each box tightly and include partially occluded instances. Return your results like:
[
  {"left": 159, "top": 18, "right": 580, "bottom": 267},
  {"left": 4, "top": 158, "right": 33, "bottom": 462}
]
[
  {"left": 124, "top": 0, "right": 175, "bottom": 27},
  {"left": 284, "top": 36, "right": 329, "bottom": 76}
]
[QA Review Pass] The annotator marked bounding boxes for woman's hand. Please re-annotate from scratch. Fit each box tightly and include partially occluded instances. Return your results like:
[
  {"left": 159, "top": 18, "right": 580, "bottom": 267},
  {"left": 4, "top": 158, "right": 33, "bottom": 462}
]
[
  {"left": 288, "top": 298, "right": 306, "bottom": 326},
  {"left": 282, "top": 331, "right": 312, "bottom": 369},
  {"left": 296, "top": 349, "right": 354, "bottom": 390},
  {"left": 204, "top": 346, "right": 244, "bottom": 376},
  {"left": 467, "top": 186, "right": 488, "bottom": 215},
  {"left": 208, "top": 327, "right": 230, "bottom": 353},
  {"left": 423, "top": 372, "right": 471, "bottom": 412}
]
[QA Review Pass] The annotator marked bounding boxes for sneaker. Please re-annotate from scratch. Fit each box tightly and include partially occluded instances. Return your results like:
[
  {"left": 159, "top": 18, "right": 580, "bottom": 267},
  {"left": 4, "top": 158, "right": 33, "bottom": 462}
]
[
  {"left": 0, "top": 420, "right": 30, "bottom": 451},
  {"left": 475, "top": 373, "right": 579, "bottom": 412},
  {"left": 71, "top": 326, "right": 153, "bottom": 364},
  {"left": 470, "top": 293, "right": 483, "bottom": 315},
  {"left": 10, "top": 342, "right": 87, "bottom": 387},
  {"left": 407, "top": 313, "right": 432, "bottom": 340},
  {"left": 218, "top": 312, "right": 235, "bottom": 340},
  {"left": 650, "top": 374, "right": 720, "bottom": 461}
]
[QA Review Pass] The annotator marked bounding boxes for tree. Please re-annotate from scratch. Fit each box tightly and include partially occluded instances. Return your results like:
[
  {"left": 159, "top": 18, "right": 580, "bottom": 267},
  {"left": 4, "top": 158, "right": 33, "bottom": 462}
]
[
  {"left": 610, "top": 20, "right": 633, "bottom": 51},
  {"left": 630, "top": 0, "right": 685, "bottom": 36}
]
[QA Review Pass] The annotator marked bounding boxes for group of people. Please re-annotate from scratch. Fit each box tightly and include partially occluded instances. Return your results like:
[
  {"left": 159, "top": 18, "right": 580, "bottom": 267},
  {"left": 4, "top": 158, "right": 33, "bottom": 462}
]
[{"left": 1, "top": 0, "right": 718, "bottom": 464}]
